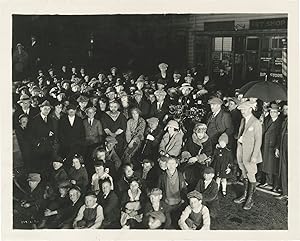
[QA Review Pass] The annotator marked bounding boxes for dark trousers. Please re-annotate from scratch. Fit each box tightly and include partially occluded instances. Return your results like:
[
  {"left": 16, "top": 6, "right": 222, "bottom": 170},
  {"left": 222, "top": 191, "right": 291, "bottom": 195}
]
[{"left": 165, "top": 201, "right": 185, "bottom": 229}]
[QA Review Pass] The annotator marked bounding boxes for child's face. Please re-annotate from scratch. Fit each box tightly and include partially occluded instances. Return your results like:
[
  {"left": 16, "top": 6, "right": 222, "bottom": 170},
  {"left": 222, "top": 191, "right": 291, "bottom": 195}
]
[
  {"left": 85, "top": 196, "right": 97, "bottom": 208},
  {"left": 150, "top": 194, "right": 162, "bottom": 204},
  {"left": 158, "top": 160, "right": 167, "bottom": 171},
  {"left": 96, "top": 151, "right": 106, "bottom": 160},
  {"left": 219, "top": 140, "right": 227, "bottom": 148},
  {"left": 148, "top": 217, "right": 162, "bottom": 229},
  {"left": 189, "top": 197, "right": 201, "bottom": 210},
  {"left": 95, "top": 166, "right": 104, "bottom": 175},
  {"left": 203, "top": 173, "right": 214, "bottom": 181}
]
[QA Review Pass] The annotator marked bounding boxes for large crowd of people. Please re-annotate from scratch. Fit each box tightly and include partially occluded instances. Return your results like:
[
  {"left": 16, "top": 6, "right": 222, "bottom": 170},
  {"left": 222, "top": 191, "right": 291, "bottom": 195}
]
[{"left": 12, "top": 42, "right": 288, "bottom": 230}]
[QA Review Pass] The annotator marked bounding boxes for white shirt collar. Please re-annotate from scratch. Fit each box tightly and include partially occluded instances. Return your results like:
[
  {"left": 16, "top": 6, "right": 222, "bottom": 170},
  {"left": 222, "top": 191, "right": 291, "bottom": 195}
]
[
  {"left": 213, "top": 108, "right": 221, "bottom": 117},
  {"left": 40, "top": 113, "right": 47, "bottom": 120}
]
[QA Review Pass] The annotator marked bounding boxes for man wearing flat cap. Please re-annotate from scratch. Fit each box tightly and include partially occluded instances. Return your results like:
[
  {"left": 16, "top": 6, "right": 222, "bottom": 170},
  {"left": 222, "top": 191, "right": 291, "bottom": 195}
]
[
  {"left": 28, "top": 100, "right": 56, "bottom": 174},
  {"left": 234, "top": 101, "right": 263, "bottom": 210},
  {"left": 206, "top": 97, "right": 234, "bottom": 148}
]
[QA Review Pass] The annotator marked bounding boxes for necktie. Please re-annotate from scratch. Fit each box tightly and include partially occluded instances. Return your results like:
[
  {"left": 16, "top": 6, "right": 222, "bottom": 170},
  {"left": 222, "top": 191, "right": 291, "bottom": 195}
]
[
  {"left": 89, "top": 119, "right": 92, "bottom": 126},
  {"left": 44, "top": 117, "right": 47, "bottom": 123}
]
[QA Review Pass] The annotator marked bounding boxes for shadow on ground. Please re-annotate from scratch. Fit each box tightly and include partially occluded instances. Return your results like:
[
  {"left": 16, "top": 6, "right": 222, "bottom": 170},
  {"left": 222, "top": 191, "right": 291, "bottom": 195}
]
[{"left": 211, "top": 184, "right": 288, "bottom": 230}]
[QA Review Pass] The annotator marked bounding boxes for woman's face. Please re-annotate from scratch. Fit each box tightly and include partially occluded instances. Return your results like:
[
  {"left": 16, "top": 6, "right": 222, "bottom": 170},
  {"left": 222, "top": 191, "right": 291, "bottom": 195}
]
[
  {"left": 96, "top": 151, "right": 106, "bottom": 160},
  {"left": 59, "top": 187, "right": 68, "bottom": 197},
  {"left": 19, "top": 116, "right": 29, "bottom": 127},
  {"left": 130, "top": 181, "right": 139, "bottom": 192},
  {"left": 99, "top": 100, "right": 107, "bottom": 111},
  {"left": 167, "top": 126, "right": 175, "bottom": 134},
  {"left": 72, "top": 158, "right": 81, "bottom": 169},
  {"left": 124, "top": 166, "right": 134, "bottom": 178},
  {"left": 55, "top": 104, "right": 63, "bottom": 113},
  {"left": 69, "top": 189, "right": 80, "bottom": 203},
  {"left": 109, "top": 103, "right": 119, "bottom": 113},
  {"left": 132, "top": 110, "right": 139, "bottom": 120},
  {"left": 195, "top": 130, "right": 205, "bottom": 139}
]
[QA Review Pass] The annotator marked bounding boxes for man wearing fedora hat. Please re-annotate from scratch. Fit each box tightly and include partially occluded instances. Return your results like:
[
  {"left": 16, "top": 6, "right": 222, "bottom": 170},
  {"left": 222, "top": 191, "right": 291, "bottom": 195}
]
[
  {"left": 260, "top": 103, "right": 283, "bottom": 192},
  {"left": 28, "top": 100, "right": 56, "bottom": 175},
  {"left": 234, "top": 101, "right": 263, "bottom": 210},
  {"left": 149, "top": 89, "right": 170, "bottom": 123},
  {"left": 58, "top": 103, "right": 85, "bottom": 168},
  {"left": 14, "top": 93, "right": 39, "bottom": 128}
]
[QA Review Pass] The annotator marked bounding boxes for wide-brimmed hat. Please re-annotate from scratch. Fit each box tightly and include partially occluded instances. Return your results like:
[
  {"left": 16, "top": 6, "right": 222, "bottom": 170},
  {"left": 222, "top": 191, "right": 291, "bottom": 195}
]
[
  {"left": 39, "top": 100, "right": 52, "bottom": 108},
  {"left": 154, "top": 89, "right": 167, "bottom": 97},
  {"left": 146, "top": 117, "right": 159, "bottom": 126},
  {"left": 164, "top": 120, "right": 179, "bottom": 130},
  {"left": 52, "top": 156, "right": 66, "bottom": 163},
  {"left": 157, "top": 78, "right": 167, "bottom": 86},
  {"left": 27, "top": 173, "right": 41, "bottom": 182},
  {"left": 17, "top": 94, "right": 31, "bottom": 104},
  {"left": 158, "top": 63, "right": 168, "bottom": 69},
  {"left": 208, "top": 97, "right": 223, "bottom": 105},
  {"left": 193, "top": 123, "right": 207, "bottom": 133},
  {"left": 179, "top": 83, "right": 194, "bottom": 91},
  {"left": 237, "top": 101, "right": 256, "bottom": 110},
  {"left": 269, "top": 103, "right": 280, "bottom": 111}
]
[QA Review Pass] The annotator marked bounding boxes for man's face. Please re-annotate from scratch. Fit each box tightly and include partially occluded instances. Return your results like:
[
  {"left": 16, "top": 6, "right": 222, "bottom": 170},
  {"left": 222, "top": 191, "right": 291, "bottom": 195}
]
[
  {"left": 102, "top": 182, "right": 111, "bottom": 195},
  {"left": 20, "top": 101, "right": 31, "bottom": 109},
  {"left": 71, "top": 67, "right": 76, "bottom": 73},
  {"left": 210, "top": 103, "right": 221, "bottom": 113},
  {"left": 270, "top": 109, "right": 279, "bottom": 119},
  {"left": 55, "top": 104, "right": 63, "bottom": 114},
  {"left": 134, "top": 94, "right": 142, "bottom": 103},
  {"left": 148, "top": 121, "right": 158, "bottom": 130},
  {"left": 85, "top": 196, "right": 97, "bottom": 208},
  {"left": 40, "top": 106, "right": 51, "bottom": 116},
  {"left": 105, "top": 142, "right": 114, "bottom": 151},
  {"left": 173, "top": 74, "right": 180, "bottom": 80},
  {"left": 282, "top": 105, "right": 288, "bottom": 116},
  {"left": 69, "top": 189, "right": 80, "bottom": 203},
  {"left": 87, "top": 109, "right": 96, "bottom": 119},
  {"left": 107, "top": 92, "right": 116, "bottom": 100},
  {"left": 228, "top": 100, "right": 237, "bottom": 111},
  {"left": 166, "top": 159, "right": 178, "bottom": 173},
  {"left": 62, "top": 66, "right": 66, "bottom": 72},
  {"left": 79, "top": 101, "right": 88, "bottom": 109},
  {"left": 52, "top": 161, "right": 63, "bottom": 170},
  {"left": 203, "top": 173, "right": 214, "bottom": 181},
  {"left": 240, "top": 107, "right": 252, "bottom": 118},
  {"left": 28, "top": 180, "right": 39, "bottom": 190},
  {"left": 59, "top": 187, "right": 68, "bottom": 197},
  {"left": 136, "top": 82, "right": 144, "bottom": 90},
  {"left": 68, "top": 109, "right": 76, "bottom": 117}
]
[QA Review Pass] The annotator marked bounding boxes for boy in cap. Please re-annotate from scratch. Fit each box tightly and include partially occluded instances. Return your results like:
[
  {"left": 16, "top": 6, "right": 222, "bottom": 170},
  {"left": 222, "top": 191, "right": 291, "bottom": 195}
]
[
  {"left": 195, "top": 167, "right": 219, "bottom": 219},
  {"left": 234, "top": 101, "right": 262, "bottom": 210},
  {"left": 143, "top": 188, "right": 171, "bottom": 229},
  {"left": 178, "top": 190, "right": 210, "bottom": 230},
  {"left": 73, "top": 191, "right": 104, "bottom": 229}
]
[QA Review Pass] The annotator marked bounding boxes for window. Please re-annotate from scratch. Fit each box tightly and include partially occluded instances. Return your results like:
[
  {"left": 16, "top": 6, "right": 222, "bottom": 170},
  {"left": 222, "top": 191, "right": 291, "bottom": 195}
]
[
  {"left": 213, "top": 37, "right": 232, "bottom": 52},
  {"left": 246, "top": 37, "right": 259, "bottom": 51}
]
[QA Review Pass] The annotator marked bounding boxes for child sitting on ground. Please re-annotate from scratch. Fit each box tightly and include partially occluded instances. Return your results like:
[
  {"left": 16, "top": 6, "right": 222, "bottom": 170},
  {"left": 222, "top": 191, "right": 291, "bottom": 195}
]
[{"left": 178, "top": 190, "right": 210, "bottom": 230}]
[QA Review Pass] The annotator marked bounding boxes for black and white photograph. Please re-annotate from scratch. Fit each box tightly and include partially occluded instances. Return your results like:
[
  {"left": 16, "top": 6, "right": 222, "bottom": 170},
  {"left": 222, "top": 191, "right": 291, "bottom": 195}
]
[{"left": 1, "top": 0, "right": 300, "bottom": 240}]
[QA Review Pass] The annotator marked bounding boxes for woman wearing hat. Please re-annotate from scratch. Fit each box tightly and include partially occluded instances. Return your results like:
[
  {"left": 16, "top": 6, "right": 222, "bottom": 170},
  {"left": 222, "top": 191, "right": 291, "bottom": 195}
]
[
  {"left": 122, "top": 108, "right": 146, "bottom": 165},
  {"left": 95, "top": 97, "right": 108, "bottom": 121},
  {"left": 159, "top": 120, "right": 184, "bottom": 158},
  {"left": 181, "top": 123, "right": 213, "bottom": 190},
  {"left": 101, "top": 100, "right": 127, "bottom": 157}
]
